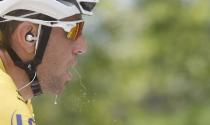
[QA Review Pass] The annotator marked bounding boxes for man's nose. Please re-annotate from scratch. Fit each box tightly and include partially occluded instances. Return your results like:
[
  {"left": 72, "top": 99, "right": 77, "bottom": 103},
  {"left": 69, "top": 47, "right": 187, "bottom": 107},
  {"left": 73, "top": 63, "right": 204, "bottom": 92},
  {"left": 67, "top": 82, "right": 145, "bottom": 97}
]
[{"left": 72, "top": 35, "right": 87, "bottom": 55}]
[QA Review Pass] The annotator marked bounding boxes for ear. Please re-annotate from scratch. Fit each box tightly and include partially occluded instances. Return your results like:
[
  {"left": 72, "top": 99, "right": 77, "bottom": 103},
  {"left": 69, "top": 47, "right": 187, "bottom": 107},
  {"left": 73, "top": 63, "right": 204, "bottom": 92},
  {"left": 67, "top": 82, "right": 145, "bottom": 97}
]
[{"left": 15, "top": 22, "right": 38, "bottom": 54}]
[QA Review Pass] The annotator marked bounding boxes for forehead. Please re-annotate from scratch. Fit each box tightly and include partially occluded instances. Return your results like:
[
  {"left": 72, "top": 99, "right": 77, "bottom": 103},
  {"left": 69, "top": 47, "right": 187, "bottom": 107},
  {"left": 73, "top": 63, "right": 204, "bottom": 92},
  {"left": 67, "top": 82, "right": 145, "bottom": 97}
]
[{"left": 61, "top": 14, "right": 82, "bottom": 21}]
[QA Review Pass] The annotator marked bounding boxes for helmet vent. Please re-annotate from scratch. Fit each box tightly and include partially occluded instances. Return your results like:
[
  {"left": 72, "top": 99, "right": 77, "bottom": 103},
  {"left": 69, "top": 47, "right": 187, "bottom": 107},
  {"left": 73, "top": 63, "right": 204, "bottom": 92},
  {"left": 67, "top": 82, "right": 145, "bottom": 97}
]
[{"left": 80, "top": 2, "right": 96, "bottom": 12}]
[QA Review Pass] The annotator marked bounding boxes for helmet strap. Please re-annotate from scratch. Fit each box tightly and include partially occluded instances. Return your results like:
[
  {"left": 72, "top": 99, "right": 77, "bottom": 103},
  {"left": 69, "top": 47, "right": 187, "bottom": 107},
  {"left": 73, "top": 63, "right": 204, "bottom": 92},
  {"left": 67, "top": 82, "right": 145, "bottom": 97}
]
[{"left": 7, "top": 25, "right": 52, "bottom": 97}]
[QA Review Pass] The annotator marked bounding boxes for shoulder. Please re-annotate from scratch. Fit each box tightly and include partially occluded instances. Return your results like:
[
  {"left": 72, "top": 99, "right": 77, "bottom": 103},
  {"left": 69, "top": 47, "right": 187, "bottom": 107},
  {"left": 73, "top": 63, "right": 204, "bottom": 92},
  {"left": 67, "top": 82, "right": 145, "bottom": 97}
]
[
  {"left": 0, "top": 68, "right": 17, "bottom": 103},
  {"left": 0, "top": 69, "right": 36, "bottom": 125}
]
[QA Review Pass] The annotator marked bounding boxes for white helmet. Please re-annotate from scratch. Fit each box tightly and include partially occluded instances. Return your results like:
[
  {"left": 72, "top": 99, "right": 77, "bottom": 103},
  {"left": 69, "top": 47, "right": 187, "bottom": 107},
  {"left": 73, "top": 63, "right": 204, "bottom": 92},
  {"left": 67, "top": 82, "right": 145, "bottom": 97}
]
[
  {"left": 0, "top": 0, "right": 99, "bottom": 20},
  {"left": 0, "top": 0, "right": 99, "bottom": 32}
]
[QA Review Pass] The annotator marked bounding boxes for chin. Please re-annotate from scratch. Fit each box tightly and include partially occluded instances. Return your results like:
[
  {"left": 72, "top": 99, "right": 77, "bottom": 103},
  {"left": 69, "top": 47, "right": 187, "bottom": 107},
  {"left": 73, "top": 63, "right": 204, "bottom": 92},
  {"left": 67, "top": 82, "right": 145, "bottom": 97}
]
[
  {"left": 42, "top": 82, "right": 65, "bottom": 95},
  {"left": 53, "top": 85, "right": 65, "bottom": 95},
  {"left": 40, "top": 72, "right": 70, "bottom": 95}
]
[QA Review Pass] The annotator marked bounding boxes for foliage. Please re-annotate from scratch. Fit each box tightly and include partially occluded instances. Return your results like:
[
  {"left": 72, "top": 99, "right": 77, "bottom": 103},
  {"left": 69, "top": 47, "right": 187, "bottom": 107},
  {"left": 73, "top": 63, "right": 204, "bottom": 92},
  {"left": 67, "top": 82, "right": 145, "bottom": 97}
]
[{"left": 33, "top": 0, "right": 210, "bottom": 125}]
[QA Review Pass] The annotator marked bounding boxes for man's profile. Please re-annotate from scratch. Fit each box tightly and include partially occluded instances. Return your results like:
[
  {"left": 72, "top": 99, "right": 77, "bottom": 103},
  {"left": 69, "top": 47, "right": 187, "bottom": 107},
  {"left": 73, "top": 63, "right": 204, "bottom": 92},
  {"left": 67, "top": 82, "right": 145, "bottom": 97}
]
[{"left": 0, "top": 0, "right": 98, "bottom": 124}]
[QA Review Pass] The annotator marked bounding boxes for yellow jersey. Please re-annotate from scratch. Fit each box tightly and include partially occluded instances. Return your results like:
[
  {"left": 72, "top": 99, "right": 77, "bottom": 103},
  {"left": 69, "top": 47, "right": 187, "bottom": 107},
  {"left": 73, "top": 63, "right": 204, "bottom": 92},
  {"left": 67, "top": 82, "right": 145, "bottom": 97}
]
[{"left": 0, "top": 58, "right": 36, "bottom": 125}]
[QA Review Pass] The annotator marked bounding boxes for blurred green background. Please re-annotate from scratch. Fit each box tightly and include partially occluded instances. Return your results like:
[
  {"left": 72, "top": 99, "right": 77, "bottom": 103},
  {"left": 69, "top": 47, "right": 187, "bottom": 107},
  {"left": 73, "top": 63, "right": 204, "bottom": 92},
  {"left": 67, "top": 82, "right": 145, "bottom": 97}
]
[{"left": 33, "top": 0, "right": 210, "bottom": 125}]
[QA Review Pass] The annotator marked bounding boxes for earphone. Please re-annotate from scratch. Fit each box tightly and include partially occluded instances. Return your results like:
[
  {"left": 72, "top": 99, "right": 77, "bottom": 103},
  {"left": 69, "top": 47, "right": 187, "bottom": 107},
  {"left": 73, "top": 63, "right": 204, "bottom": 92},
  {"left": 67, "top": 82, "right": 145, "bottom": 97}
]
[{"left": 25, "top": 32, "right": 38, "bottom": 42}]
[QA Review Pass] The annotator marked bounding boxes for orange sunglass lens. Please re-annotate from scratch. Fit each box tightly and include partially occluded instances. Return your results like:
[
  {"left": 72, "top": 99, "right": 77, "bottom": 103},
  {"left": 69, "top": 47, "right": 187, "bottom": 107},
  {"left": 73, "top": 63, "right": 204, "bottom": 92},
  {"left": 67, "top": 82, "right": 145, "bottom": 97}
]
[{"left": 67, "top": 22, "right": 84, "bottom": 40}]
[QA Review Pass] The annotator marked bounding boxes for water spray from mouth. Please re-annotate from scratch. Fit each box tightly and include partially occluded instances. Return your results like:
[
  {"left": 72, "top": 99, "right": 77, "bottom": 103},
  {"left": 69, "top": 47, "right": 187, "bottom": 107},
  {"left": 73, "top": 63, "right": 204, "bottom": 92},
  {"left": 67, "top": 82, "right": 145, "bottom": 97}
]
[
  {"left": 53, "top": 67, "right": 87, "bottom": 105},
  {"left": 72, "top": 67, "right": 87, "bottom": 90}
]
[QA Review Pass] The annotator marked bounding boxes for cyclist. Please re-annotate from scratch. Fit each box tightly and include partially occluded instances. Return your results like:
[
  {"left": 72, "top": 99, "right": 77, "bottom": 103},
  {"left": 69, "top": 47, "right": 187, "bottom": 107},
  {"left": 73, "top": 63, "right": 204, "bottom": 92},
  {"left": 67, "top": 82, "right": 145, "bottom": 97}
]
[{"left": 0, "top": 0, "right": 98, "bottom": 124}]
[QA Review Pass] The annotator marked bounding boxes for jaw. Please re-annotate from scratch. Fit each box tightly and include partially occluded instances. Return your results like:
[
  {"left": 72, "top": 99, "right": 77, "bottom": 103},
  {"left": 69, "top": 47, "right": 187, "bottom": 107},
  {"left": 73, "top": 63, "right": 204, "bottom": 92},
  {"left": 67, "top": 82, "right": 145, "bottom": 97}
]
[{"left": 37, "top": 70, "right": 72, "bottom": 95}]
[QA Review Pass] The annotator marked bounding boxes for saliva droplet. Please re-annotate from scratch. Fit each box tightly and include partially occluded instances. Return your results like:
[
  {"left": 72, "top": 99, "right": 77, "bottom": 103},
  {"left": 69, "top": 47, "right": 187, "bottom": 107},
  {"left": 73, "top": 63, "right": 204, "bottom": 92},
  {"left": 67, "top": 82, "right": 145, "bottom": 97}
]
[{"left": 54, "top": 95, "right": 58, "bottom": 105}]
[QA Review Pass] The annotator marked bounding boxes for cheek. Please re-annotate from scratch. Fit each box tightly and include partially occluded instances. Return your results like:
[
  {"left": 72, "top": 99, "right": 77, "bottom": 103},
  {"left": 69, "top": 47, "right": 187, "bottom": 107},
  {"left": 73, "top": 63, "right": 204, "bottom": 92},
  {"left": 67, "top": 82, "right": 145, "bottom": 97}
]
[
  {"left": 36, "top": 29, "right": 74, "bottom": 89},
  {"left": 36, "top": 56, "right": 66, "bottom": 92},
  {"left": 42, "top": 41, "right": 71, "bottom": 72},
  {"left": 47, "top": 29, "right": 73, "bottom": 56}
]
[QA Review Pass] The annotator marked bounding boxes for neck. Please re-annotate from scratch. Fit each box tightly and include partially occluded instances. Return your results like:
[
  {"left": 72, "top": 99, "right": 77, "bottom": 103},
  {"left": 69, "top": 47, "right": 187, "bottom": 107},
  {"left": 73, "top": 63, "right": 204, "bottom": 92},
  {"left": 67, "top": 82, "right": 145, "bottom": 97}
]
[{"left": 0, "top": 49, "right": 34, "bottom": 101}]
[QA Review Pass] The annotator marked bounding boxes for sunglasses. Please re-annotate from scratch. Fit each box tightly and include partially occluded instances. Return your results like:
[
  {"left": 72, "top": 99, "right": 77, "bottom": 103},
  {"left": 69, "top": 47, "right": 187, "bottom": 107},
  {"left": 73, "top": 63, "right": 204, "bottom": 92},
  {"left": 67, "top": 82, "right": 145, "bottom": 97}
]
[
  {"left": 0, "top": 15, "right": 85, "bottom": 41},
  {"left": 66, "top": 21, "right": 84, "bottom": 41}
]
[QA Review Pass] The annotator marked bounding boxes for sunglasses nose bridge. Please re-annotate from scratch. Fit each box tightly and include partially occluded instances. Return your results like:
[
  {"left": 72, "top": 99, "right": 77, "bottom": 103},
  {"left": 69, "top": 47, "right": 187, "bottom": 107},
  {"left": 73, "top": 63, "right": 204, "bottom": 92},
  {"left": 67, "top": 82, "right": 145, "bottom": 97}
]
[{"left": 63, "top": 24, "right": 74, "bottom": 33}]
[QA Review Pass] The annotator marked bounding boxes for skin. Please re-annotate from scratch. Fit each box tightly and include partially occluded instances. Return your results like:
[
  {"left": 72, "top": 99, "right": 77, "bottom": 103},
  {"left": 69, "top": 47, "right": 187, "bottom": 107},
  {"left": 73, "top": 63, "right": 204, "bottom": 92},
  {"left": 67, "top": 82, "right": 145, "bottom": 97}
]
[{"left": 0, "top": 14, "right": 87, "bottom": 100}]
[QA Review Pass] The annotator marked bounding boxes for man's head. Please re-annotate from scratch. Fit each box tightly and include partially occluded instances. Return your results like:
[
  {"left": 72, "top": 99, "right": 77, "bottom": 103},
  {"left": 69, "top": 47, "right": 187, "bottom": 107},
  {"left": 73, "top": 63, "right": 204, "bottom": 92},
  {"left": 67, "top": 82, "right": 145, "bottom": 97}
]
[
  {"left": 0, "top": 0, "right": 98, "bottom": 96},
  {"left": 36, "top": 14, "right": 87, "bottom": 94}
]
